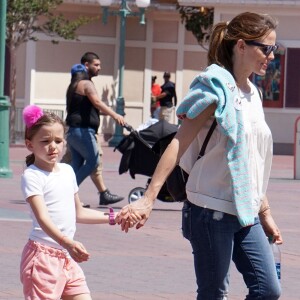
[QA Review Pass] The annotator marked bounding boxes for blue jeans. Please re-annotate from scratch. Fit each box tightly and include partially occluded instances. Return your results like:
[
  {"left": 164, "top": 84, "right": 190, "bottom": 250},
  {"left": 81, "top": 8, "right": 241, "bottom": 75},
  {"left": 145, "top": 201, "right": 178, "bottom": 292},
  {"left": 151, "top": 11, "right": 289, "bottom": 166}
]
[
  {"left": 66, "top": 127, "right": 99, "bottom": 185},
  {"left": 182, "top": 201, "right": 281, "bottom": 300}
]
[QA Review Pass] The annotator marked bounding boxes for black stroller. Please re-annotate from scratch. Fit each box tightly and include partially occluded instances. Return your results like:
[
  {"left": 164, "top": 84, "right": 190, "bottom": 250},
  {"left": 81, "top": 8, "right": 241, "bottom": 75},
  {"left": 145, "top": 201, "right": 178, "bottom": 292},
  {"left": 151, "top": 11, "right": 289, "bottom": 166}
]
[{"left": 115, "top": 120, "right": 178, "bottom": 203}]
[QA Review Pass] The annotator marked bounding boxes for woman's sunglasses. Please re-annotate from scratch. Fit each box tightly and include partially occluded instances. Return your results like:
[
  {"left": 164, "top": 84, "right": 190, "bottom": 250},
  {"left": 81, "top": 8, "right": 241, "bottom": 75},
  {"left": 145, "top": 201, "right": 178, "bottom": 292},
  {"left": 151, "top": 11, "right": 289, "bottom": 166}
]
[{"left": 245, "top": 41, "right": 278, "bottom": 56}]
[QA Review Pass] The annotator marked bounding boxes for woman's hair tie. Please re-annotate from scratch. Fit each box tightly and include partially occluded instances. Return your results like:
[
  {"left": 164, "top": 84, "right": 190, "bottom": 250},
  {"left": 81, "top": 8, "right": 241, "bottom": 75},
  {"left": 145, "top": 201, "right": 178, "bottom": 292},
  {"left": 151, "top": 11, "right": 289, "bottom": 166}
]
[{"left": 23, "top": 105, "right": 44, "bottom": 128}]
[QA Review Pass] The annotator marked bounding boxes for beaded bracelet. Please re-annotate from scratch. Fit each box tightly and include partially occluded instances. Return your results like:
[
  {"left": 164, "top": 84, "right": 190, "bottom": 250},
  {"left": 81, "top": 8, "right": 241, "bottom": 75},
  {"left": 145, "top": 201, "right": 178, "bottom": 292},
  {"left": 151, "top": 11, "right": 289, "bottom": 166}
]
[
  {"left": 109, "top": 207, "right": 116, "bottom": 225},
  {"left": 59, "top": 235, "right": 67, "bottom": 246}
]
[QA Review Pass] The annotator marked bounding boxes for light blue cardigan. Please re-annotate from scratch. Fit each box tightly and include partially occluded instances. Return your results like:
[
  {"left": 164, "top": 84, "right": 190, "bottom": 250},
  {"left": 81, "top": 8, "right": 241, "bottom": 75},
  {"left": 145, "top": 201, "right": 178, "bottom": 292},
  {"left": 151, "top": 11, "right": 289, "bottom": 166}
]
[{"left": 177, "top": 64, "right": 254, "bottom": 227}]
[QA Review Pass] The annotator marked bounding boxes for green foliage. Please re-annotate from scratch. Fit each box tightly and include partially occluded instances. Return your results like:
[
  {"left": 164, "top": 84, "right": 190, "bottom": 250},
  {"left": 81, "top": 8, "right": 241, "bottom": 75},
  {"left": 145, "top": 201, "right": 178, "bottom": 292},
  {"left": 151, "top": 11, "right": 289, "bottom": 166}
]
[
  {"left": 5, "top": 0, "right": 96, "bottom": 143},
  {"left": 6, "top": 0, "right": 94, "bottom": 47},
  {"left": 43, "top": 15, "right": 92, "bottom": 42},
  {"left": 177, "top": 5, "right": 214, "bottom": 50}
]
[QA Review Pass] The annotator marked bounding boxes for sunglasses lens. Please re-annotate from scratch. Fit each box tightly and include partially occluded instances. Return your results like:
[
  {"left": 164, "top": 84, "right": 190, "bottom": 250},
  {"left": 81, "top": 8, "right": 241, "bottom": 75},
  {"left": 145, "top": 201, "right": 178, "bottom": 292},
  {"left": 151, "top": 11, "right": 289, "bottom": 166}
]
[
  {"left": 264, "top": 45, "right": 278, "bottom": 56},
  {"left": 246, "top": 41, "right": 278, "bottom": 56},
  {"left": 264, "top": 46, "right": 271, "bottom": 56}
]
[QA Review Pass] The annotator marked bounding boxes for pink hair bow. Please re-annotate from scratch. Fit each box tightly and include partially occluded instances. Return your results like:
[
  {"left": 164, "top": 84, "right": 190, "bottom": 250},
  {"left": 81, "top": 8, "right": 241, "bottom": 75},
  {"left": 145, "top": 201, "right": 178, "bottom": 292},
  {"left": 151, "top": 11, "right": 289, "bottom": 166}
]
[{"left": 23, "top": 105, "right": 44, "bottom": 128}]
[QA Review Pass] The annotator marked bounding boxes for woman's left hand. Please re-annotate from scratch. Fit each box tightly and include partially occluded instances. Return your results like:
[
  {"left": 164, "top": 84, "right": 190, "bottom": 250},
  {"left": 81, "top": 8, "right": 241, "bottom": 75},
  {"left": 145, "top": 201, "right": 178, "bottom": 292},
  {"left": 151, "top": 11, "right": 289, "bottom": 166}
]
[{"left": 259, "top": 211, "right": 283, "bottom": 244}]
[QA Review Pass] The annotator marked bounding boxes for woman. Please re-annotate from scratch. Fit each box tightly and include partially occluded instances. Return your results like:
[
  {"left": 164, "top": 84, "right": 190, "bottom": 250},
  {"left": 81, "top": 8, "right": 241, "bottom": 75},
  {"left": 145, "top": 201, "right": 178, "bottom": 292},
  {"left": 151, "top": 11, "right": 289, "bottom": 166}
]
[
  {"left": 117, "top": 12, "right": 282, "bottom": 299},
  {"left": 65, "top": 64, "right": 125, "bottom": 187}
]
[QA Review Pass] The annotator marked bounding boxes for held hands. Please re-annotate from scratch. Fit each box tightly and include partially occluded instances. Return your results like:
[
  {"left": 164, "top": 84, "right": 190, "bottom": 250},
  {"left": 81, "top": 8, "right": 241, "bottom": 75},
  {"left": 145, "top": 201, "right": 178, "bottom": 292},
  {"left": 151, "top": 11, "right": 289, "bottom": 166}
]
[{"left": 115, "top": 196, "right": 154, "bottom": 233}]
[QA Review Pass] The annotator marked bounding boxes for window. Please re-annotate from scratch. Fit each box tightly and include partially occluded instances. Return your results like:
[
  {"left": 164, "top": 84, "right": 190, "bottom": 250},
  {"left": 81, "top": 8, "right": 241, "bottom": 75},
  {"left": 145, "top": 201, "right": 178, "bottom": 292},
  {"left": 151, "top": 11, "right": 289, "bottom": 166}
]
[
  {"left": 285, "top": 48, "right": 300, "bottom": 108},
  {"left": 251, "top": 48, "right": 285, "bottom": 108}
]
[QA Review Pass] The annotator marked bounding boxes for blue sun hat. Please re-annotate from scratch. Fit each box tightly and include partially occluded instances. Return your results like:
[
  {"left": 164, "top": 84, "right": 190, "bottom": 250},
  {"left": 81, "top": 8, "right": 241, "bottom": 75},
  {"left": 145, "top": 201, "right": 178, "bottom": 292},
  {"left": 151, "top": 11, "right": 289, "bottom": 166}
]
[{"left": 70, "top": 64, "right": 87, "bottom": 75}]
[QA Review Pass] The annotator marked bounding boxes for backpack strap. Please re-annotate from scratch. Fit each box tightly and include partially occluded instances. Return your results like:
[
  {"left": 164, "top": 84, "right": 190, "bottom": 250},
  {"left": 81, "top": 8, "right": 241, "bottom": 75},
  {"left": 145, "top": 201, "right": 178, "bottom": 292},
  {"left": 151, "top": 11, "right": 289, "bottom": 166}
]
[{"left": 197, "top": 118, "right": 217, "bottom": 159}]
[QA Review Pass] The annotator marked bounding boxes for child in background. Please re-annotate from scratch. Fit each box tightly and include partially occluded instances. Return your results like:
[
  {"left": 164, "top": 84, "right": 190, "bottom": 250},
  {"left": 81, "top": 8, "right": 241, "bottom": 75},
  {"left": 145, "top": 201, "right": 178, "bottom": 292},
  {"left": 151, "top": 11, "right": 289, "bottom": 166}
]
[
  {"left": 19, "top": 105, "right": 129, "bottom": 299},
  {"left": 151, "top": 75, "right": 161, "bottom": 119}
]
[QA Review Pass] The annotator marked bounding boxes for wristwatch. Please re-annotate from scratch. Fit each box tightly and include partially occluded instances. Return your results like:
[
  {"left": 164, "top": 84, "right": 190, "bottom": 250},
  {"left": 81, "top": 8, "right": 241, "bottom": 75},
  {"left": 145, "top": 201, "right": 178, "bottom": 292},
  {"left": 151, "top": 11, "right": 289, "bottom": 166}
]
[{"left": 109, "top": 207, "right": 116, "bottom": 225}]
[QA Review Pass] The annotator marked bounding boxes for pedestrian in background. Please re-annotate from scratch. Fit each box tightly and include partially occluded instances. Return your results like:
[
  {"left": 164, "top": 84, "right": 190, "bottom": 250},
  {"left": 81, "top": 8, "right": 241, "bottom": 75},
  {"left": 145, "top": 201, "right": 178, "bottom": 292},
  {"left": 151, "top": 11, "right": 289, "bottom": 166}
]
[
  {"left": 151, "top": 75, "right": 161, "bottom": 119},
  {"left": 153, "top": 72, "right": 177, "bottom": 122},
  {"left": 63, "top": 52, "right": 125, "bottom": 207},
  {"left": 117, "top": 12, "right": 282, "bottom": 300}
]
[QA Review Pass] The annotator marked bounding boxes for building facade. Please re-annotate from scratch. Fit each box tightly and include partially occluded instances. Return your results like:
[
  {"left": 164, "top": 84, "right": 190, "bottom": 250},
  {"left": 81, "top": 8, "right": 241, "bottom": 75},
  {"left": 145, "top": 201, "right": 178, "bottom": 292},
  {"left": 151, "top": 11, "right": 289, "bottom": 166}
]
[{"left": 12, "top": 0, "right": 300, "bottom": 154}]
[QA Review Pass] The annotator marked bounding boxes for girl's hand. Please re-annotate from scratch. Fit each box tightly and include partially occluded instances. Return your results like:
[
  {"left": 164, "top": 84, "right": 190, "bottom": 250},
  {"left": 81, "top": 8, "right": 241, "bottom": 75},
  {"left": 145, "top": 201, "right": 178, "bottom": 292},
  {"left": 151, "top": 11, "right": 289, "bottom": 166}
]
[
  {"left": 259, "top": 211, "right": 283, "bottom": 244},
  {"left": 64, "top": 239, "right": 90, "bottom": 262},
  {"left": 116, "top": 196, "right": 153, "bottom": 233}
]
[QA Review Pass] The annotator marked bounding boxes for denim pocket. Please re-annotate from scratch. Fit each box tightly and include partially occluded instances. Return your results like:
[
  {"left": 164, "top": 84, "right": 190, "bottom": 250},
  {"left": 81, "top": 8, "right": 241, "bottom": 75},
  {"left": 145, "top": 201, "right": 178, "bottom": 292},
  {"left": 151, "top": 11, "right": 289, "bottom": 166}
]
[{"left": 182, "top": 201, "right": 192, "bottom": 240}]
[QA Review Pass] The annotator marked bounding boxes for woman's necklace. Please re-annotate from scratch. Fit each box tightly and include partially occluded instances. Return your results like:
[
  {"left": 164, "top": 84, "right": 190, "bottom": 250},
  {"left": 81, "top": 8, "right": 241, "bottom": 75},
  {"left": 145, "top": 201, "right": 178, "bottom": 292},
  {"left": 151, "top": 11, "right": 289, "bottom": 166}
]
[{"left": 234, "top": 87, "right": 244, "bottom": 111}]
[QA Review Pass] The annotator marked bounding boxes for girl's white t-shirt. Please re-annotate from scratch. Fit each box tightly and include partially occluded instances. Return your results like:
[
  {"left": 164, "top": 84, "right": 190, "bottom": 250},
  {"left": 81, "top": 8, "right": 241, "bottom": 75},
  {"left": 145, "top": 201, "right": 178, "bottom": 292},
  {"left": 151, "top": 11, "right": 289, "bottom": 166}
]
[
  {"left": 180, "top": 83, "right": 273, "bottom": 217},
  {"left": 21, "top": 163, "right": 78, "bottom": 249}
]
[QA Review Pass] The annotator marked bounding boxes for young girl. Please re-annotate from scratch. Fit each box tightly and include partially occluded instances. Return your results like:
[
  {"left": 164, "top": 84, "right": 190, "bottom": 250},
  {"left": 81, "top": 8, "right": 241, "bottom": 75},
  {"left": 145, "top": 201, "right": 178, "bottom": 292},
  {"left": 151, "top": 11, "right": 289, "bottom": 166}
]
[{"left": 20, "top": 105, "right": 119, "bottom": 300}]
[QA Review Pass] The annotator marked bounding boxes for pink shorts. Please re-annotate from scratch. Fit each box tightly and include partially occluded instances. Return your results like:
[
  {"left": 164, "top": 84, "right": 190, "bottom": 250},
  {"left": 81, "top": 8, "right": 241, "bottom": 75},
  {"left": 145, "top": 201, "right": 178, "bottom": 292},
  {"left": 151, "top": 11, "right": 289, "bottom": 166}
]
[{"left": 20, "top": 240, "right": 90, "bottom": 299}]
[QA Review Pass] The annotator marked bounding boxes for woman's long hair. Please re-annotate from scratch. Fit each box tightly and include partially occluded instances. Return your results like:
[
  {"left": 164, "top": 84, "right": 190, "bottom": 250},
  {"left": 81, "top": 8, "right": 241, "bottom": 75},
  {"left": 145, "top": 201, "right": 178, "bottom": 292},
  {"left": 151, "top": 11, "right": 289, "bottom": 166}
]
[
  {"left": 66, "top": 71, "right": 89, "bottom": 112},
  {"left": 207, "top": 12, "right": 278, "bottom": 75}
]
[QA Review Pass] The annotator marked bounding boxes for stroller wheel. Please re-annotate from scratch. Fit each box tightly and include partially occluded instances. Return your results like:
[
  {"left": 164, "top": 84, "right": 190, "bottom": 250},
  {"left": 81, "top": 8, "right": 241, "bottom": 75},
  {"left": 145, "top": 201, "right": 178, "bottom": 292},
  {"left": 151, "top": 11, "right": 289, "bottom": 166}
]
[{"left": 128, "top": 187, "right": 146, "bottom": 203}]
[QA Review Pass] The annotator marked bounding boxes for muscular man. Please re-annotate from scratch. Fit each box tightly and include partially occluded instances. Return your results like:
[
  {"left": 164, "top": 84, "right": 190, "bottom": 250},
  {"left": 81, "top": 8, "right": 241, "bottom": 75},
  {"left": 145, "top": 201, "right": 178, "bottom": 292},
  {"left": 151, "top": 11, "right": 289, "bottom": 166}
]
[{"left": 62, "top": 52, "right": 124, "bottom": 206}]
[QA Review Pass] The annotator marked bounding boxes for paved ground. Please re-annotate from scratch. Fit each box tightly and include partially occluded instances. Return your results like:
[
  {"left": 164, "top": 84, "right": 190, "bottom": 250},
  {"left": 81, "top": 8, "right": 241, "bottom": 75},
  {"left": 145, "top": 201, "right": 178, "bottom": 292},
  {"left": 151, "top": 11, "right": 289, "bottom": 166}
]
[{"left": 0, "top": 144, "right": 299, "bottom": 300}]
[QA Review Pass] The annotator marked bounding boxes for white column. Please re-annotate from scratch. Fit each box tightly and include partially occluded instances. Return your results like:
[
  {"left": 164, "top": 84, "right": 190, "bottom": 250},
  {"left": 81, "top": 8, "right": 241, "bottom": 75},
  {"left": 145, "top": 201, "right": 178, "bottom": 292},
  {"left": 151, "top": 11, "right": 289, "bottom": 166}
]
[{"left": 25, "top": 40, "right": 36, "bottom": 106}]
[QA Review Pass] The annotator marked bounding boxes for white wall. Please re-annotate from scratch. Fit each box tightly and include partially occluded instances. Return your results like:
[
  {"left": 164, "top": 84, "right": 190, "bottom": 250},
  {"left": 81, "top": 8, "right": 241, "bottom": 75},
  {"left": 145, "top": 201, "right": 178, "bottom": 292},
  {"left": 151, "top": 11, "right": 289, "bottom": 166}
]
[{"left": 13, "top": 1, "right": 300, "bottom": 153}]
